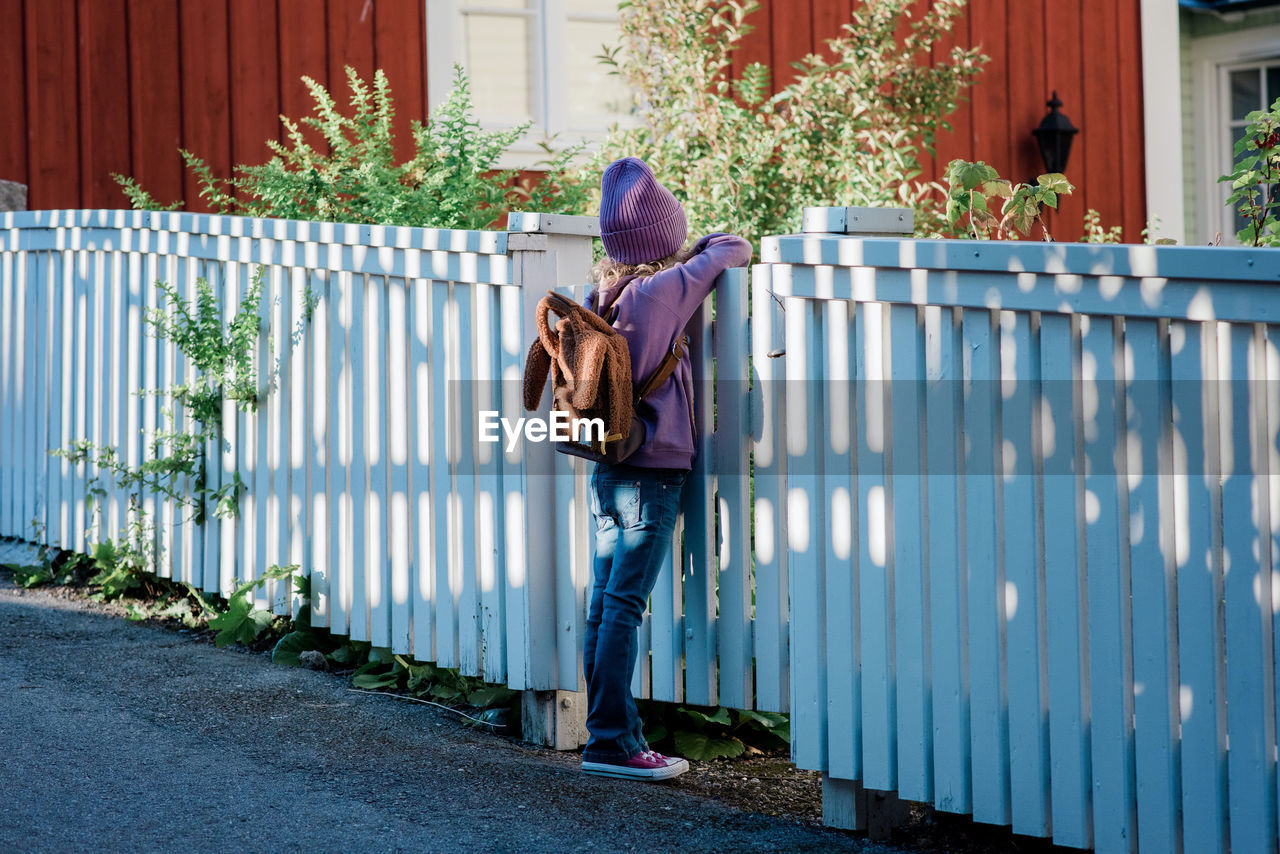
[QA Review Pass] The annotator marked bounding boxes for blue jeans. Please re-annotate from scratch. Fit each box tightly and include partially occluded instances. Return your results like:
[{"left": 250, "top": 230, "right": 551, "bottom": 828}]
[{"left": 582, "top": 461, "right": 688, "bottom": 763}]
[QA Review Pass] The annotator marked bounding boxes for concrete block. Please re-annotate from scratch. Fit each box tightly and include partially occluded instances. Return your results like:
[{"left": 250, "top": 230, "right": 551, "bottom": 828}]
[{"left": 0, "top": 181, "right": 28, "bottom": 212}]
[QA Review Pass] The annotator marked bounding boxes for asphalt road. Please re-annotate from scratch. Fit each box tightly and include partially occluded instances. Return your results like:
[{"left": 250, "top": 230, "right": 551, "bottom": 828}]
[{"left": 0, "top": 551, "right": 874, "bottom": 853}]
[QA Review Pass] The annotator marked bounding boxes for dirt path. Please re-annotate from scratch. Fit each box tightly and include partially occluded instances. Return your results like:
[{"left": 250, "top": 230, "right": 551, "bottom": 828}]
[{"left": 0, "top": 564, "right": 900, "bottom": 853}]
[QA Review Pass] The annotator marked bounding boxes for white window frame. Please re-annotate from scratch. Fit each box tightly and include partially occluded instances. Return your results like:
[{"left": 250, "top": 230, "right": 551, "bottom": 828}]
[
  {"left": 1190, "top": 24, "right": 1280, "bottom": 245},
  {"left": 425, "top": 0, "right": 632, "bottom": 169}
]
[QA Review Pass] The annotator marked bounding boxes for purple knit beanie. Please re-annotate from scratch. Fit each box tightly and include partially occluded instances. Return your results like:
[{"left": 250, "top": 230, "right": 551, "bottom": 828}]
[{"left": 599, "top": 157, "right": 688, "bottom": 265}]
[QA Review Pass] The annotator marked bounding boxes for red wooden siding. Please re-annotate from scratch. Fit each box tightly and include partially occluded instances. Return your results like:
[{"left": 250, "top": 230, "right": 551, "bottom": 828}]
[
  {"left": 1, "top": 0, "right": 427, "bottom": 211},
  {"left": 730, "top": 0, "right": 1148, "bottom": 242},
  {"left": 1, "top": 0, "right": 1143, "bottom": 240}
]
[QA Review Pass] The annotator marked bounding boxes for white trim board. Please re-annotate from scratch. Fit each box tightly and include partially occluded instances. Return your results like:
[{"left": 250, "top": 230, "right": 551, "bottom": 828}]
[{"left": 1141, "top": 0, "right": 1188, "bottom": 244}]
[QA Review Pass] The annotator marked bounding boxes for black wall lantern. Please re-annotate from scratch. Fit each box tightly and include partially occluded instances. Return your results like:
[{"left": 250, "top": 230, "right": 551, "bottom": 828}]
[{"left": 1032, "top": 91, "right": 1078, "bottom": 175}]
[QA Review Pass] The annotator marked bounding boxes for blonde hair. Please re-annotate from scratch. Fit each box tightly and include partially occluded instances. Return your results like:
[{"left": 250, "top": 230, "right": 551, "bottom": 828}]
[{"left": 590, "top": 245, "right": 695, "bottom": 290}]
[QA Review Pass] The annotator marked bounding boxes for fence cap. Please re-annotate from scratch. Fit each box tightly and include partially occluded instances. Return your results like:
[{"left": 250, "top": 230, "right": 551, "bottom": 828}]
[
  {"left": 802, "top": 206, "right": 914, "bottom": 236},
  {"left": 507, "top": 211, "right": 601, "bottom": 237}
]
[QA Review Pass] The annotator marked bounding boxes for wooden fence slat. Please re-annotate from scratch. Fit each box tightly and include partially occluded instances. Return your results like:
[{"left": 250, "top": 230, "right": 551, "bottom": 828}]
[
  {"left": 649, "top": 498, "right": 681, "bottom": 702},
  {"left": 858, "top": 299, "right": 894, "bottom": 790},
  {"left": 787, "top": 295, "right": 827, "bottom": 771},
  {"left": 890, "top": 301, "right": 930, "bottom": 802},
  {"left": 1169, "top": 319, "right": 1227, "bottom": 854},
  {"left": 1039, "top": 312, "right": 1092, "bottom": 849},
  {"left": 473, "top": 281, "right": 504, "bottom": 679},
  {"left": 330, "top": 268, "right": 354, "bottom": 636},
  {"left": 823, "top": 296, "right": 858, "bottom": 779},
  {"left": 260, "top": 263, "right": 284, "bottom": 608},
  {"left": 1221, "top": 322, "right": 1279, "bottom": 853},
  {"left": 325, "top": 268, "right": 350, "bottom": 635},
  {"left": 46, "top": 251, "right": 66, "bottom": 548},
  {"left": 1083, "top": 314, "right": 1137, "bottom": 854},
  {"left": 751, "top": 263, "right": 789, "bottom": 713},
  {"left": 139, "top": 252, "right": 158, "bottom": 565},
  {"left": 1001, "top": 309, "right": 1049, "bottom": 837},
  {"left": 122, "top": 253, "right": 141, "bottom": 563},
  {"left": 713, "top": 269, "right": 752, "bottom": 709},
  {"left": 684, "top": 296, "right": 718, "bottom": 707},
  {"left": 454, "top": 281, "right": 479, "bottom": 675},
  {"left": 347, "top": 270, "right": 369, "bottom": 639},
  {"left": 410, "top": 271, "right": 435, "bottom": 661},
  {"left": 1126, "top": 318, "right": 1181, "bottom": 853},
  {"left": 431, "top": 279, "right": 455, "bottom": 666},
  {"left": 285, "top": 265, "right": 308, "bottom": 611},
  {"left": 35, "top": 251, "right": 52, "bottom": 540},
  {"left": 1, "top": 250, "right": 13, "bottom": 536},
  {"left": 387, "top": 275, "right": 412, "bottom": 655},
  {"left": 174, "top": 254, "right": 194, "bottom": 583},
  {"left": 365, "top": 273, "right": 390, "bottom": 645},
  {"left": 21, "top": 250, "right": 39, "bottom": 538},
  {"left": 925, "top": 302, "right": 970, "bottom": 814},
  {"left": 13, "top": 248, "right": 30, "bottom": 537},
  {"left": 962, "top": 307, "right": 1010, "bottom": 826}
]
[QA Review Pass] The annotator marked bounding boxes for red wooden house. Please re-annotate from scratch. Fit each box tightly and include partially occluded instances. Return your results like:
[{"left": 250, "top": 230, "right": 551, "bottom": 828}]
[{"left": 1, "top": 0, "right": 1276, "bottom": 244}]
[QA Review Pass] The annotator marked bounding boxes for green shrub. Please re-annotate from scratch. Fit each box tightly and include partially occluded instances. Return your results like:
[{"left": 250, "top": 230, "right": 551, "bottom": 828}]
[
  {"left": 578, "top": 0, "right": 985, "bottom": 248},
  {"left": 117, "top": 65, "right": 588, "bottom": 229},
  {"left": 1221, "top": 96, "right": 1280, "bottom": 247}
]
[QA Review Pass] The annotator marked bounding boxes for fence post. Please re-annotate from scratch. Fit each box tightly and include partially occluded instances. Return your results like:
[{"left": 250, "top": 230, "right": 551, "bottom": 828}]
[{"left": 505, "top": 211, "right": 599, "bottom": 750}]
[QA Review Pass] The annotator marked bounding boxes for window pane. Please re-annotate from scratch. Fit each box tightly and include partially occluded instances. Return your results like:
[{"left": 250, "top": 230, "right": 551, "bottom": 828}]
[
  {"left": 463, "top": 0, "right": 529, "bottom": 10},
  {"left": 1231, "top": 68, "right": 1261, "bottom": 121},
  {"left": 465, "top": 15, "right": 533, "bottom": 123},
  {"left": 565, "top": 0, "right": 619, "bottom": 14},
  {"left": 566, "top": 19, "right": 631, "bottom": 123},
  {"left": 1268, "top": 65, "right": 1280, "bottom": 110}
]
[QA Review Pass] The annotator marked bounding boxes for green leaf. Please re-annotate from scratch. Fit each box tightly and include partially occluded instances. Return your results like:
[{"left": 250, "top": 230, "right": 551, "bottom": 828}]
[
  {"left": 352, "top": 668, "right": 402, "bottom": 690},
  {"left": 947, "top": 159, "right": 1000, "bottom": 192},
  {"left": 678, "top": 706, "right": 733, "bottom": 727},
  {"left": 1035, "top": 172, "right": 1073, "bottom": 193},
  {"left": 466, "top": 685, "right": 516, "bottom": 708},
  {"left": 673, "top": 730, "right": 746, "bottom": 760},
  {"left": 272, "top": 630, "right": 322, "bottom": 667},
  {"left": 733, "top": 708, "right": 788, "bottom": 729}
]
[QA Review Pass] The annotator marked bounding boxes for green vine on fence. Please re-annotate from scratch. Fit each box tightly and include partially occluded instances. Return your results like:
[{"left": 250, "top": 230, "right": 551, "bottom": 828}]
[{"left": 58, "top": 270, "right": 265, "bottom": 537}]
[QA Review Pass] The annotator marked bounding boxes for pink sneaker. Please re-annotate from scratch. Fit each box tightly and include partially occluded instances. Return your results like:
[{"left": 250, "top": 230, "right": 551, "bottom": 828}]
[{"left": 582, "top": 749, "right": 690, "bottom": 781}]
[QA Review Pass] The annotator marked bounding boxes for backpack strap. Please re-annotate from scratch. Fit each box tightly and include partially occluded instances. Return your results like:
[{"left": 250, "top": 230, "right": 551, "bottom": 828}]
[{"left": 634, "top": 335, "right": 689, "bottom": 405}]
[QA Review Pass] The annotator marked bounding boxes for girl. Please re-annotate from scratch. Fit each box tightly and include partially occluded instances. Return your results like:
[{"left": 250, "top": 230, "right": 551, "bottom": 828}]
[{"left": 578, "top": 156, "right": 751, "bottom": 781}]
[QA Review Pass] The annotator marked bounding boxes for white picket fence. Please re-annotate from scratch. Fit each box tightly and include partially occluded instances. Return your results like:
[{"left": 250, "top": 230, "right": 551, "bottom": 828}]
[
  {"left": 758, "top": 210, "right": 1280, "bottom": 853},
  {"left": 0, "top": 208, "right": 771, "bottom": 712}
]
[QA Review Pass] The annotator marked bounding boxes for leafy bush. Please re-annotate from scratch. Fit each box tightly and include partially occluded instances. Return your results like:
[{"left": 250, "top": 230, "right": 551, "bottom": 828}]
[
  {"left": 118, "top": 65, "right": 590, "bottom": 229},
  {"left": 943, "top": 159, "right": 1073, "bottom": 241},
  {"left": 637, "top": 699, "right": 790, "bottom": 760},
  {"left": 1221, "top": 96, "right": 1280, "bottom": 247},
  {"left": 580, "top": 0, "right": 985, "bottom": 248}
]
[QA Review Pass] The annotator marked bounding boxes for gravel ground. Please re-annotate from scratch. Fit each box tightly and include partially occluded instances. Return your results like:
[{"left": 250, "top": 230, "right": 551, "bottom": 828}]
[{"left": 0, "top": 539, "right": 1068, "bottom": 853}]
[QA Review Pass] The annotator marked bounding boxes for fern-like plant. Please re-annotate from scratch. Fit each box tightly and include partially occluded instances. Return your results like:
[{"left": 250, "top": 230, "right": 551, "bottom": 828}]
[{"left": 117, "top": 65, "right": 589, "bottom": 229}]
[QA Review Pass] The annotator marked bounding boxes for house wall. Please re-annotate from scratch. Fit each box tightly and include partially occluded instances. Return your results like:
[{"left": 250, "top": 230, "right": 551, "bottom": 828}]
[
  {"left": 0, "top": 0, "right": 427, "bottom": 211},
  {"left": 1, "top": 0, "right": 1146, "bottom": 242}
]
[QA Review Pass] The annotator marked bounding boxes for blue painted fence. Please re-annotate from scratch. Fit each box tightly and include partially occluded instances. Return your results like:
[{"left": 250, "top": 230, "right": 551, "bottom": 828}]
[
  {"left": 0, "top": 208, "right": 768, "bottom": 714},
  {"left": 6, "top": 205, "right": 1280, "bottom": 852},
  {"left": 758, "top": 215, "right": 1280, "bottom": 852}
]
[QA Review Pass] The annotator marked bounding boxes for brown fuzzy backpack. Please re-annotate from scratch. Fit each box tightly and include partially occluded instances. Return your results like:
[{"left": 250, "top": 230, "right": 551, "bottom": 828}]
[{"left": 522, "top": 289, "right": 686, "bottom": 463}]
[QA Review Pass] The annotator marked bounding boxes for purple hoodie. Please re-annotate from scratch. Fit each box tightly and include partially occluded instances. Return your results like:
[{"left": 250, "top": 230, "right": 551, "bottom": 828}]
[{"left": 584, "top": 232, "right": 752, "bottom": 470}]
